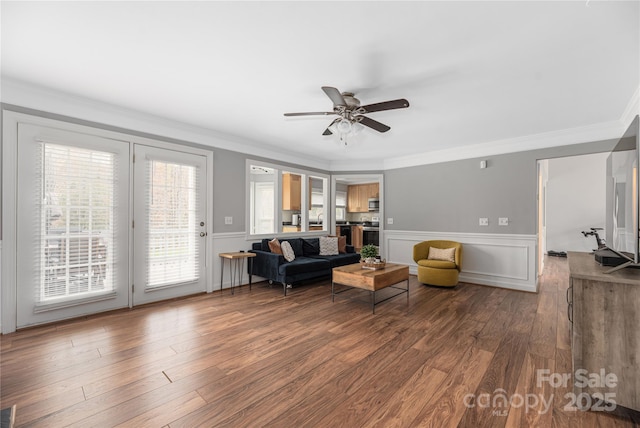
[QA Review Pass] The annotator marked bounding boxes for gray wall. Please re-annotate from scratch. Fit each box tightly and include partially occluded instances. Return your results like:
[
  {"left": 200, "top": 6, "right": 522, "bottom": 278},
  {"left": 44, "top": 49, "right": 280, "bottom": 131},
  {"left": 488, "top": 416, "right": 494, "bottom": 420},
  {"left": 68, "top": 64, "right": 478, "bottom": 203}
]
[
  {"left": 0, "top": 104, "right": 332, "bottom": 235},
  {"left": 0, "top": 104, "right": 623, "bottom": 237},
  {"left": 384, "top": 140, "right": 619, "bottom": 235}
]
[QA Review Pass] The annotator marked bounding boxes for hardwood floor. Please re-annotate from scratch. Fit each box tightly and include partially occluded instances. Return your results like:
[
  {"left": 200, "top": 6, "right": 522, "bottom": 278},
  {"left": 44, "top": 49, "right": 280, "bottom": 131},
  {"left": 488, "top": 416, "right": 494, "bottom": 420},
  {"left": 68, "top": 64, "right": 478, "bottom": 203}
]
[{"left": 2, "top": 257, "right": 639, "bottom": 427}]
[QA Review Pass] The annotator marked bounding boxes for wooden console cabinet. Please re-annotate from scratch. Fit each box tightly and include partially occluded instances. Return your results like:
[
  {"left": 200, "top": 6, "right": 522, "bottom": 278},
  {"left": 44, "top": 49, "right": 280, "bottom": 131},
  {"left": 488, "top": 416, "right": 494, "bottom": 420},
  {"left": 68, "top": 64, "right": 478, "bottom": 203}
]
[{"left": 567, "top": 252, "right": 640, "bottom": 411}]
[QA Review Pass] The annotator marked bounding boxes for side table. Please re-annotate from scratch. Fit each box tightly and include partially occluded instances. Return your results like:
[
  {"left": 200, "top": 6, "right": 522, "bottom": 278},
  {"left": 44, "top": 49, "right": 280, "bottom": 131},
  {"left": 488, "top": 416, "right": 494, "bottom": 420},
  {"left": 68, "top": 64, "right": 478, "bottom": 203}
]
[{"left": 219, "top": 252, "right": 256, "bottom": 294}]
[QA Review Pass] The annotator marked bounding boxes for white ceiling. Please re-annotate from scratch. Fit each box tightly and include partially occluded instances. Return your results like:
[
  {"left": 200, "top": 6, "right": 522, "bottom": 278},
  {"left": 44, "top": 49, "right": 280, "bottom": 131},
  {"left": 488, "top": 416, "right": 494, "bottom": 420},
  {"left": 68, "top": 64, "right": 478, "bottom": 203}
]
[{"left": 2, "top": 1, "right": 639, "bottom": 171}]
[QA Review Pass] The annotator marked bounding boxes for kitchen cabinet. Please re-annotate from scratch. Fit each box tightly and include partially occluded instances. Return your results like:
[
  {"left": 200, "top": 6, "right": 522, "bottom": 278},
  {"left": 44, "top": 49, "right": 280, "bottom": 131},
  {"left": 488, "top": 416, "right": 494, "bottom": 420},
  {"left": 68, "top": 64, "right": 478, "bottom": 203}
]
[
  {"left": 282, "top": 173, "right": 301, "bottom": 211},
  {"left": 347, "top": 185, "right": 363, "bottom": 212},
  {"left": 283, "top": 225, "right": 300, "bottom": 233},
  {"left": 352, "top": 225, "right": 363, "bottom": 251},
  {"left": 347, "top": 183, "right": 380, "bottom": 212}
]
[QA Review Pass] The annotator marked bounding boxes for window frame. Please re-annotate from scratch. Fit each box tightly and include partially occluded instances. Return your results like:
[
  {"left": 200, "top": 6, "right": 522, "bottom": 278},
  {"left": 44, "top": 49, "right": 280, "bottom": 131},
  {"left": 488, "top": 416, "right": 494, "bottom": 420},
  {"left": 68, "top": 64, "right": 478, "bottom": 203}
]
[{"left": 246, "top": 159, "right": 330, "bottom": 239}]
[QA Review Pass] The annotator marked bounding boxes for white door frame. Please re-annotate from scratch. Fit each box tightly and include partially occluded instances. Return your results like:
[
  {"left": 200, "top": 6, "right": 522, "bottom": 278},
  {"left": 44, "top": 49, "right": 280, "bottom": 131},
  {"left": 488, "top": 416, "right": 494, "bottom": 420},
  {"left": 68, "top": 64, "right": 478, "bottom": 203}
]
[
  {"left": 2, "top": 111, "right": 214, "bottom": 333},
  {"left": 132, "top": 144, "right": 208, "bottom": 305}
]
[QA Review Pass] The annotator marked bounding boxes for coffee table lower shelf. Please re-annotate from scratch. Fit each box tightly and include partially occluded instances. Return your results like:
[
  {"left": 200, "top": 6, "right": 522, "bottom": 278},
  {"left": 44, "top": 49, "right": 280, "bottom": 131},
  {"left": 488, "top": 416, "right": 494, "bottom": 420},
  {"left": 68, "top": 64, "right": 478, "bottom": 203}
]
[{"left": 331, "top": 263, "right": 409, "bottom": 314}]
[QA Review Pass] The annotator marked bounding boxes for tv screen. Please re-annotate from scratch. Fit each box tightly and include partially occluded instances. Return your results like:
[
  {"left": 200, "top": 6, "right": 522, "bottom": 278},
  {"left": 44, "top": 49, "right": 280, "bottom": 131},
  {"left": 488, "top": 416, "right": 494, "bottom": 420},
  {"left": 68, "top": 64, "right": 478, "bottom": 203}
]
[{"left": 605, "top": 115, "right": 640, "bottom": 264}]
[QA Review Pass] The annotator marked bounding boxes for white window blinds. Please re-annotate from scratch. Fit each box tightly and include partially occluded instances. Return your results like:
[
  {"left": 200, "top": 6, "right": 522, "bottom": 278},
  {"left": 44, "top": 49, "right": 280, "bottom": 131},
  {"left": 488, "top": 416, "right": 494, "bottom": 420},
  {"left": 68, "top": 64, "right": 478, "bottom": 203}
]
[
  {"left": 39, "top": 143, "right": 117, "bottom": 302},
  {"left": 146, "top": 160, "right": 200, "bottom": 288}
]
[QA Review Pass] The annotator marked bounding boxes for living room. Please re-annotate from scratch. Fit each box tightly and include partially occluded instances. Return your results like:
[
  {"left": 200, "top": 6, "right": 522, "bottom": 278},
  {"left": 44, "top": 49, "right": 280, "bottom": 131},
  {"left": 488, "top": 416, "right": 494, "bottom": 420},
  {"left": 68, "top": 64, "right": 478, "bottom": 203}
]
[{"left": 1, "top": 1, "right": 639, "bottom": 426}]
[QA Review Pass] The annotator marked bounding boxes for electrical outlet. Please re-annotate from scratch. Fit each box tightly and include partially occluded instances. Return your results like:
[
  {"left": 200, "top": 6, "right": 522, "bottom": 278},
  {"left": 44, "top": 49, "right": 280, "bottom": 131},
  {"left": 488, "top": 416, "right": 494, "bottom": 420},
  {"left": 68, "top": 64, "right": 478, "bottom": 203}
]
[
  {"left": 499, "top": 217, "right": 509, "bottom": 226},
  {"left": 479, "top": 217, "right": 489, "bottom": 226},
  {"left": 224, "top": 216, "right": 233, "bottom": 225},
  {"left": 387, "top": 218, "right": 394, "bottom": 225}
]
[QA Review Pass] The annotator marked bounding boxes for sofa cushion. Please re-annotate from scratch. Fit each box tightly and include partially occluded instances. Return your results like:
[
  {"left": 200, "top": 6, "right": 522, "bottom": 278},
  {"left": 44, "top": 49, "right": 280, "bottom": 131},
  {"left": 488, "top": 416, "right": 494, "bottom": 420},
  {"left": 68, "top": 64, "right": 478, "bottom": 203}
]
[
  {"left": 281, "top": 238, "right": 303, "bottom": 257},
  {"left": 268, "top": 238, "right": 283, "bottom": 255},
  {"left": 278, "top": 257, "right": 329, "bottom": 276},
  {"left": 418, "top": 259, "right": 457, "bottom": 269},
  {"left": 428, "top": 247, "right": 456, "bottom": 263},
  {"left": 311, "top": 252, "right": 360, "bottom": 268},
  {"left": 281, "top": 240, "right": 296, "bottom": 262},
  {"left": 319, "top": 236, "right": 339, "bottom": 256},
  {"left": 261, "top": 239, "right": 272, "bottom": 252},
  {"left": 302, "top": 238, "right": 320, "bottom": 256}
]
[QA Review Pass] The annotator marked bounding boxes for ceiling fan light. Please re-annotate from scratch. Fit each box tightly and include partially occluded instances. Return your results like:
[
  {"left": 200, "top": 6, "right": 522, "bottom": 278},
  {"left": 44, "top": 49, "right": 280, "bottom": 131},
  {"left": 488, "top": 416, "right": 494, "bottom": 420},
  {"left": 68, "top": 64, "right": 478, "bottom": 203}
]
[
  {"left": 336, "top": 118, "right": 352, "bottom": 134},
  {"left": 352, "top": 122, "right": 365, "bottom": 135}
]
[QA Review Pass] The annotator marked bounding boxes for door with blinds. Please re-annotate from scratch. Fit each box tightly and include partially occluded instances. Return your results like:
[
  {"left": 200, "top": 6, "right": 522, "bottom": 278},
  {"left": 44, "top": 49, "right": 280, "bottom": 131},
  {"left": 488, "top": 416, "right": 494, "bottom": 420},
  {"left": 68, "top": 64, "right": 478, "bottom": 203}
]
[
  {"left": 16, "top": 124, "right": 130, "bottom": 328},
  {"left": 132, "top": 145, "right": 207, "bottom": 305}
]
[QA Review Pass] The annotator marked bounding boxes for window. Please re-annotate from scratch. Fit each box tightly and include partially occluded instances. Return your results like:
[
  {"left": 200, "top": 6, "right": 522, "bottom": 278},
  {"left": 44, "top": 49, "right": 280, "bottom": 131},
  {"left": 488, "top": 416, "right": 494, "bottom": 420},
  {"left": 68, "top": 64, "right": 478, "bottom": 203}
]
[
  {"left": 146, "top": 160, "right": 200, "bottom": 288},
  {"left": 247, "top": 161, "right": 329, "bottom": 237},
  {"left": 335, "top": 190, "right": 347, "bottom": 221},
  {"left": 40, "top": 143, "right": 117, "bottom": 302},
  {"left": 249, "top": 165, "right": 276, "bottom": 234}
]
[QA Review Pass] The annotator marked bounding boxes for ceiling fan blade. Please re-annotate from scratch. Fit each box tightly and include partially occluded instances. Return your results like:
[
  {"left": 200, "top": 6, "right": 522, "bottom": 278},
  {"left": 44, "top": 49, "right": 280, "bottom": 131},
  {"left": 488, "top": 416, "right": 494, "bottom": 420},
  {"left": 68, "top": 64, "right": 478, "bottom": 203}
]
[
  {"left": 323, "top": 118, "right": 340, "bottom": 135},
  {"left": 321, "top": 86, "right": 347, "bottom": 107},
  {"left": 358, "top": 116, "right": 391, "bottom": 133},
  {"left": 284, "top": 112, "right": 336, "bottom": 117},
  {"left": 360, "top": 98, "right": 410, "bottom": 114}
]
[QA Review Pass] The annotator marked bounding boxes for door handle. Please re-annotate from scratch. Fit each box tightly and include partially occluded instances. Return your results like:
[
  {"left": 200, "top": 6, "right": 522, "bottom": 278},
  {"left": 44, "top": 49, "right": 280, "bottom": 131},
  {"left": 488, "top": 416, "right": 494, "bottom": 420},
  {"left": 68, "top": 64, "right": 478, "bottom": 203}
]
[{"left": 200, "top": 232, "right": 207, "bottom": 237}]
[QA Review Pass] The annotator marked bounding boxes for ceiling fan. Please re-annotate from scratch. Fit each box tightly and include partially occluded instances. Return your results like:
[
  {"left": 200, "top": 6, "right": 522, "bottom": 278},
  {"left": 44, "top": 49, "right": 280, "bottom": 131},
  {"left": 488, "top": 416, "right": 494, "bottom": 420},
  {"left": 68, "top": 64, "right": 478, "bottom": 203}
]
[{"left": 284, "top": 86, "right": 410, "bottom": 136}]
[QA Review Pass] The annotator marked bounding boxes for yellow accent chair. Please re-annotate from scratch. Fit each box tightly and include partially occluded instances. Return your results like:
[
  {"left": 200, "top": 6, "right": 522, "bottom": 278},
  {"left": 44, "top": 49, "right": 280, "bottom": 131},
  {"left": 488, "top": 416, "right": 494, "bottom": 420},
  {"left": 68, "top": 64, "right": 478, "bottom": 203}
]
[{"left": 413, "top": 240, "right": 462, "bottom": 287}]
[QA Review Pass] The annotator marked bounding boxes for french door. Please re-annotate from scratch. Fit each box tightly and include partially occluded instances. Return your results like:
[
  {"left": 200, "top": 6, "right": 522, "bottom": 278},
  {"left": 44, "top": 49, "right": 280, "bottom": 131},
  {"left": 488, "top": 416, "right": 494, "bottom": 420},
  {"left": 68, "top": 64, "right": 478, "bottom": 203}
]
[
  {"left": 14, "top": 123, "right": 209, "bottom": 328},
  {"left": 132, "top": 145, "right": 208, "bottom": 305},
  {"left": 16, "top": 124, "right": 130, "bottom": 327}
]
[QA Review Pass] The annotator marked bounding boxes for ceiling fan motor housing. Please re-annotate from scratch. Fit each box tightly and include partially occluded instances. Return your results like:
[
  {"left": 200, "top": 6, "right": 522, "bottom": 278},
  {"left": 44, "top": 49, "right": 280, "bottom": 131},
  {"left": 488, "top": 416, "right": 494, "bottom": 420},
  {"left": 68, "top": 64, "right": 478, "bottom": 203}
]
[{"left": 341, "top": 92, "right": 361, "bottom": 109}]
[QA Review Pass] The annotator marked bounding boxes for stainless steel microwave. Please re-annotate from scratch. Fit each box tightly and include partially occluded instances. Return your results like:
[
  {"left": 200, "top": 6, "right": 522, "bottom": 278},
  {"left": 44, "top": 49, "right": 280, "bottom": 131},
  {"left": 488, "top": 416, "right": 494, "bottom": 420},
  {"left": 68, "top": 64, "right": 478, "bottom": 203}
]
[{"left": 368, "top": 198, "right": 379, "bottom": 211}]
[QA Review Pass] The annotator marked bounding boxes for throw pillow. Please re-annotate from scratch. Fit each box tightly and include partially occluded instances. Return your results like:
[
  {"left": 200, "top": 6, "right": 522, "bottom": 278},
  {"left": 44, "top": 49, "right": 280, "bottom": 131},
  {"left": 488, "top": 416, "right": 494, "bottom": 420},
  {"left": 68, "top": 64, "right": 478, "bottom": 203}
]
[
  {"left": 337, "top": 235, "right": 347, "bottom": 253},
  {"left": 281, "top": 240, "right": 296, "bottom": 262},
  {"left": 427, "top": 247, "right": 456, "bottom": 263},
  {"left": 302, "top": 238, "right": 320, "bottom": 256},
  {"left": 319, "top": 236, "right": 339, "bottom": 256},
  {"left": 268, "top": 238, "right": 283, "bottom": 255}
]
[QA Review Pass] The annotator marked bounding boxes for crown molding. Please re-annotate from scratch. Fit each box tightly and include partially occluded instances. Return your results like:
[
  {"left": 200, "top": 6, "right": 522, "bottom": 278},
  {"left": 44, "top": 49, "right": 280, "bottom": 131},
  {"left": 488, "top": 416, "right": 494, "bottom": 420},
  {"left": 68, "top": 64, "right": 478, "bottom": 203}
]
[
  {"left": 621, "top": 85, "right": 640, "bottom": 127},
  {"left": 3, "top": 78, "right": 636, "bottom": 173},
  {"left": 0, "top": 78, "right": 332, "bottom": 171},
  {"left": 383, "top": 119, "right": 626, "bottom": 170}
]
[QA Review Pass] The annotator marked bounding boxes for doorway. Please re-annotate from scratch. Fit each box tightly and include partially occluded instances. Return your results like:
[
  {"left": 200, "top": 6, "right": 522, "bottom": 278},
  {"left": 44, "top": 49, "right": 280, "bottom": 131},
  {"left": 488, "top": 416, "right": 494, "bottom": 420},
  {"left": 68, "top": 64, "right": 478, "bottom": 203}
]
[
  {"left": 10, "top": 118, "right": 211, "bottom": 329},
  {"left": 536, "top": 152, "right": 608, "bottom": 276},
  {"left": 331, "top": 174, "right": 384, "bottom": 255}
]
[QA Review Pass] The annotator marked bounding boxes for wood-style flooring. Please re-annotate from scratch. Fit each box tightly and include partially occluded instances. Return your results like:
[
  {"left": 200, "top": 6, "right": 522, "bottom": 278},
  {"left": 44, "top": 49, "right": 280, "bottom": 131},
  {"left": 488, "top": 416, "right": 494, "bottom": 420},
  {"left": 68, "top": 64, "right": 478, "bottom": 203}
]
[{"left": 1, "top": 256, "right": 639, "bottom": 427}]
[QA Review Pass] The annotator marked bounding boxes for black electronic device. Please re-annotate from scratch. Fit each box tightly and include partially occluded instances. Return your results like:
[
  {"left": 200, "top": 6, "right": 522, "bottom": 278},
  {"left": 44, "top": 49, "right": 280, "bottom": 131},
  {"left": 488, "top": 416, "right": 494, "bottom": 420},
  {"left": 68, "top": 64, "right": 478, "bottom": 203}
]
[{"left": 594, "top": 248, "right": 629, "bottom": 267}]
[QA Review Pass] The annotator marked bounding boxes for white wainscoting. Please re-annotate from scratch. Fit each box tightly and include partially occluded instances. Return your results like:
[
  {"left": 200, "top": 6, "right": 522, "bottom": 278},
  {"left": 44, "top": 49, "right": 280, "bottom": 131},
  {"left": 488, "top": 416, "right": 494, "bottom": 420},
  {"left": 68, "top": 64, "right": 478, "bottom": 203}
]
[
  {"left": 211, "top": 232, "right": 264, "bottom": 291},
  {"left": 382, "top": 230, "right": 538, "bottom": 293}
]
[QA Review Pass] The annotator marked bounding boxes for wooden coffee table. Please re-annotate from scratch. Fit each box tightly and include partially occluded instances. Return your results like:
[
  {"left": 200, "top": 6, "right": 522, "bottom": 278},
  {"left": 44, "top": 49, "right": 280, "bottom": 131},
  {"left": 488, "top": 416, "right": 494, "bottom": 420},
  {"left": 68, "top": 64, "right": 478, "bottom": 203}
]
[{"left": 332, "top": 263, "right": 409, "bottom": 313}]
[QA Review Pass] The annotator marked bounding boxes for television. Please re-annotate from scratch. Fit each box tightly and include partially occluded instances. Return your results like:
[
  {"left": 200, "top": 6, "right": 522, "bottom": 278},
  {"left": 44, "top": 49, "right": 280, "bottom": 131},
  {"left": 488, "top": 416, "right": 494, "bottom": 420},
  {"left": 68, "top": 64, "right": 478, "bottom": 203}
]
[{"left": 602, "top": 115, "right": 640, "bottom": 271}]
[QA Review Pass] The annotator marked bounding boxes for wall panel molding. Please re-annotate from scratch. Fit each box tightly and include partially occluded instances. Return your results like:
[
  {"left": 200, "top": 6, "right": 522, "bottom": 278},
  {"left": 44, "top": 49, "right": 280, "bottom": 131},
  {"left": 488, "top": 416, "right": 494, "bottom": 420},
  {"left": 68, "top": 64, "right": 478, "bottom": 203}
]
[
  {"left": 383, "top": 230, "right": 538, "bottom": 292},
  {"left": 211, "top": 232, "right": 264, "bottom": 291}
]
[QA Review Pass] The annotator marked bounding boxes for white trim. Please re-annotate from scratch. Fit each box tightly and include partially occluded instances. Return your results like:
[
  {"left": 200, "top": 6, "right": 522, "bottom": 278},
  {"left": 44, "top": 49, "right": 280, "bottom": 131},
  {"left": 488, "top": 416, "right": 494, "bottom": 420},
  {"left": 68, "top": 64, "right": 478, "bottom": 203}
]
[
  {"left": 2, "top": 78, "right": 332, "bottom": 171},
  {"left": 383, "top": 120, "right": 627, "bottom": 171},
  {"left": 620, "top": 86, "right": 640, "bottom": 128},
  {"left": 211, "top": 231, "right": 265, "bottom": 290},
  {"left": 1, "top": 110, "right": 216, "bottom": 333},
  {"left": 1, "top": 112, "right": 19, "bottom": 333},
  {"left": 383, "top": 230, "right": 538, "bottom": 293},
  {"left": 3, "top": 79, "right": 637, "bottom": 173}
]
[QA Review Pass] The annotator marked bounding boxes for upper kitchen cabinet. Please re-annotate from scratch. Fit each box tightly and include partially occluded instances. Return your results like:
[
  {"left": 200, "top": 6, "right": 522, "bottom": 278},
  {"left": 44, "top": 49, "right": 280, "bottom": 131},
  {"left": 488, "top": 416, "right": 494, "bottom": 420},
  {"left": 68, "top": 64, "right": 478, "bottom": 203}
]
[
  {"left": 282, "top": 172, "right": 301, "bottom": 210},
  {"left": 347, "top": 183, "right": 379, "bottom": 212}
]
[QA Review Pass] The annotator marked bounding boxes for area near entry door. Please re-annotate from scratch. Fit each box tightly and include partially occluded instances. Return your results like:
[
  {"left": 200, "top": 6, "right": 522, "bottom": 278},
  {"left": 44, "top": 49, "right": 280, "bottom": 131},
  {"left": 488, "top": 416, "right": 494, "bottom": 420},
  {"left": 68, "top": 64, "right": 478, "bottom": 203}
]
[
  {"left": 16, "top": 124, "right": 130, "bottom": 328},
  {"left": 132, "top": 145, "right": 208, "bottom": 305}
]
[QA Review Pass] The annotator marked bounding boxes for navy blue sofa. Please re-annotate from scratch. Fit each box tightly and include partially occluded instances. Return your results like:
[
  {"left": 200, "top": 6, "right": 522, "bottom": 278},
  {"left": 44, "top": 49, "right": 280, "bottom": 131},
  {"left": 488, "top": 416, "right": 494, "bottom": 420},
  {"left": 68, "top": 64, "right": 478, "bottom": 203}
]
[{"left": 249, "top": 237, "right": 361, "bottom": 295}]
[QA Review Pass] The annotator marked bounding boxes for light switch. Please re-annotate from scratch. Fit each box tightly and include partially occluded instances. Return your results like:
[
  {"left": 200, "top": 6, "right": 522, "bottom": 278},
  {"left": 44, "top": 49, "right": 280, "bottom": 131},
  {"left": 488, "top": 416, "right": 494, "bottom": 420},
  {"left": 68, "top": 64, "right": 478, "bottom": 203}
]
[
  {"left": 479, "top": 218, "right": 489, "bottom": 226},
  {"left": 224, "top": 216, "right": 233, "bottom": 225}
]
